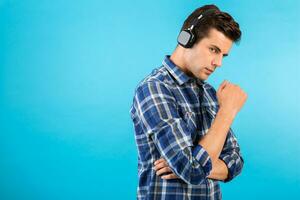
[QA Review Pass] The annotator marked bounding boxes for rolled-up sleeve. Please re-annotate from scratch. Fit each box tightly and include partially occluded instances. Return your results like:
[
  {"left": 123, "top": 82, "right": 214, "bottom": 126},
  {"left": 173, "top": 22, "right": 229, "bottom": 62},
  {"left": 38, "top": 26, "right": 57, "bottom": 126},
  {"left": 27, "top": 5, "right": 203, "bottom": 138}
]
[
  {"left": 133, "top": 81, "right": 212, "bottom": 185},
  {"left": 219, "top": 128, "right": 244, "bottom": 182}
]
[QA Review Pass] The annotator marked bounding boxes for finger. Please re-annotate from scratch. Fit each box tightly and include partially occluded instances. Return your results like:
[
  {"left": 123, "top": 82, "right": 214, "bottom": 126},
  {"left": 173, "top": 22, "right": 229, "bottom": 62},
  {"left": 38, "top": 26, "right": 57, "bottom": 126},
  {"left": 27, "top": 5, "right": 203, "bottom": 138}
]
[
  {"left": 161, "top": 173, "right": 179, "bottom": 180},
  {"left": 154, "top": 158, "right": 164, "bottom": 165},
  {"left": 154, "top": 158, "right": 167, "bottom": 168},
  {"left": 156, "top": 167, "right": 172, "bottom": 176},
  {"left": 218, "top": 80, "right": 229, "bottom": 93},
  {"left": 154, "top": 161, "right": 168, "bottom": 171}
]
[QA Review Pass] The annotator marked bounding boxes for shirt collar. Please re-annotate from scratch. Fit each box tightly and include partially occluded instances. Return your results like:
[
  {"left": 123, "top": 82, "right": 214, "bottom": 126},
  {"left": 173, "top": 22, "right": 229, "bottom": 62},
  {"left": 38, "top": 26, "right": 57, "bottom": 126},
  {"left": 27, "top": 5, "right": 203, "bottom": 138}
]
[
  {"left": 162, "top": 55, "right": 192, "bottom": 85},
  {"left": 163, "top": 55, "right": 205, "bottom": 86}
]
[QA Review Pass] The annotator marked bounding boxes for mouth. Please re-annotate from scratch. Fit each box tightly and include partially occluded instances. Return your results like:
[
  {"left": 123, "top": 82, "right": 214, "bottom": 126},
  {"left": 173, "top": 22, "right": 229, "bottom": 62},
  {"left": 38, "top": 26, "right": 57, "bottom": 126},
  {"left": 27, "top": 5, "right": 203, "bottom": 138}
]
[{"left": 205, "top": 68, "right": 214, "bottom": 74}]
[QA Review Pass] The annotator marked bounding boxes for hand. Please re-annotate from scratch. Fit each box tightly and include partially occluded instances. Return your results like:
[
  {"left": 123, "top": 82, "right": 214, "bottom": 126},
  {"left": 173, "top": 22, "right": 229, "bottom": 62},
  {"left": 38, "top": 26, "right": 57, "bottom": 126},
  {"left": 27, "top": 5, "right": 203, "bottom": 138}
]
[
  {"left": 217, "top": 80, "right": 248, "bottom": 115},
  {"left": 154, "top": 158, "right": 179, "bottom": 180}
]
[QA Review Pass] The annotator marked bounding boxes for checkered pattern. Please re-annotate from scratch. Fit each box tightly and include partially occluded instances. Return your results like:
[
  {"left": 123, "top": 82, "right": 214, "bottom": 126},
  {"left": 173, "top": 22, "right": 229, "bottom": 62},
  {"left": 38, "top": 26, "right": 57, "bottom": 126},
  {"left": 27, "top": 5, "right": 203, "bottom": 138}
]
[{"left": 130, "top": 56, "right": 244, "bottom": 200}]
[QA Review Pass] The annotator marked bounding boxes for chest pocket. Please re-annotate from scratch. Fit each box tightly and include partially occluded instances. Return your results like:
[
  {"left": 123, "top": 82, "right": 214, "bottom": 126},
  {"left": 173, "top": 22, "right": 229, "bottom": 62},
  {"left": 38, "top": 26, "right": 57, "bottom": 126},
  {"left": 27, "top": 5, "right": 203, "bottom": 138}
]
[
  {"left": 179, "top": 105, "right": 217, "bottom": 143},
  {"left": 184, "top": 111, "right": 197, "bottom": 130},
  {"left": 180, "top": 109, "right": 202, "bottom": 143}
]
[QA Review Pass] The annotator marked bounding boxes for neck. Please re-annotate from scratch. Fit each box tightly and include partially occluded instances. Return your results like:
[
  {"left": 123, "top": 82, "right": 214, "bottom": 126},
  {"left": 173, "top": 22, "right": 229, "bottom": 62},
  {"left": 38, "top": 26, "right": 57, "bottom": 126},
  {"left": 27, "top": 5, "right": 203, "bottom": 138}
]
[{"left": 170, "top": 46, "right": 192, "bottom": 76}]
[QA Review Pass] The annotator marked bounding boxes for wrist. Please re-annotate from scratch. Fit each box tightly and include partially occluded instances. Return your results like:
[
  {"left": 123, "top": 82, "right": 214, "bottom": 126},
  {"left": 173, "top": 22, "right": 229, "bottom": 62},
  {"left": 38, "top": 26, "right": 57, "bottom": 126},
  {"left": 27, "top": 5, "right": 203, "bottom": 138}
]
[{"left": 218, "top": 107, "right": 237, "bottom": 121}]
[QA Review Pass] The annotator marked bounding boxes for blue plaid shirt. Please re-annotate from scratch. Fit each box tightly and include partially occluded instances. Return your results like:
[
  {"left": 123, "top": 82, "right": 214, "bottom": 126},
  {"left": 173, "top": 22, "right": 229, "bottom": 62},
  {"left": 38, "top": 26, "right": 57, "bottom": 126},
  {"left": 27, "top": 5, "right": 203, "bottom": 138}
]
[{"left": 130, "top": 56, "right": 244, "bottom": 200}]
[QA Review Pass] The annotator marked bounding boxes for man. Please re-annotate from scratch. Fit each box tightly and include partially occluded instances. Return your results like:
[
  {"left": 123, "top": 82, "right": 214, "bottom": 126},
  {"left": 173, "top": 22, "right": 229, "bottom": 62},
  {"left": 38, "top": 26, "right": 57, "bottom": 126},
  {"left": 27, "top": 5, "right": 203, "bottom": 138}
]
[{"left": 130, "top": 4, "right": 247, "bottom": 200}]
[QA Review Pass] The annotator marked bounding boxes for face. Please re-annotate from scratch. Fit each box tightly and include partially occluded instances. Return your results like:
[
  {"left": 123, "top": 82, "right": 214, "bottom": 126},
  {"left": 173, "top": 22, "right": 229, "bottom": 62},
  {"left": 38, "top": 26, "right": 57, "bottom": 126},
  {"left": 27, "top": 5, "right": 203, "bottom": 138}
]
[{"left": 184, "top": 28, "right": 233, "bottom": 80}]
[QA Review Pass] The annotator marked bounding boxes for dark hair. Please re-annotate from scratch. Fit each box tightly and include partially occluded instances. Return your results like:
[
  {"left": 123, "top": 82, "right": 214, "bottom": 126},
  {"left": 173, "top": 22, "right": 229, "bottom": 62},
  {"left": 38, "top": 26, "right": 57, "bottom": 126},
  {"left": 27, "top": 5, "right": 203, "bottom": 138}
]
[{"left": 180, "top": 4, "right": 241, "bottom": 44}]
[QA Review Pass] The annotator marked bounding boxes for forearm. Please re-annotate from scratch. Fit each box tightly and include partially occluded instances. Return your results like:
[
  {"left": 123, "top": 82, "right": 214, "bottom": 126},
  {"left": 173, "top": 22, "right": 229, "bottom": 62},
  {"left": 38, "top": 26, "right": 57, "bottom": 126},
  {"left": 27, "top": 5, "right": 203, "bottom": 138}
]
[
  {"left": 198, "top": 108, "right": 236, "bottom": 163},
  {"left": 207, "top": 159, "right": 228, "bottom": 181}
]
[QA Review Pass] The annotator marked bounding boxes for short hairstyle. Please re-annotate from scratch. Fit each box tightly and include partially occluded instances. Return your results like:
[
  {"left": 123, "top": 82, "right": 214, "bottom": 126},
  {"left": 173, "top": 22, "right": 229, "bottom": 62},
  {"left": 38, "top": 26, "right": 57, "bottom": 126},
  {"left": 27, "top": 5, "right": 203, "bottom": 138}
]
[{"left": 180, "top": 4, "right": 241, "bottom": 44}]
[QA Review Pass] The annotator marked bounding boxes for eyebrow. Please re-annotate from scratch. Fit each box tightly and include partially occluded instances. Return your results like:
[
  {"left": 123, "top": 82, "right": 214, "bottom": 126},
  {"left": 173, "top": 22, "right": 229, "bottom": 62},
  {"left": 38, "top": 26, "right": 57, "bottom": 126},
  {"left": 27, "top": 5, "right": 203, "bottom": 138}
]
[{"left": 211, "top": 45, "right": 229, "bottom": 57}]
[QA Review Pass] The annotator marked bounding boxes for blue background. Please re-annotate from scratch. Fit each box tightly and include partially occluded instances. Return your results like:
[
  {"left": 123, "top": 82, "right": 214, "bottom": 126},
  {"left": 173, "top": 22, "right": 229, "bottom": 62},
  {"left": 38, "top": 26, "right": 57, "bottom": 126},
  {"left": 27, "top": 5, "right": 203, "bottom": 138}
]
[{"left": 1, "top": 0, "right": 299, "bottom": 199}]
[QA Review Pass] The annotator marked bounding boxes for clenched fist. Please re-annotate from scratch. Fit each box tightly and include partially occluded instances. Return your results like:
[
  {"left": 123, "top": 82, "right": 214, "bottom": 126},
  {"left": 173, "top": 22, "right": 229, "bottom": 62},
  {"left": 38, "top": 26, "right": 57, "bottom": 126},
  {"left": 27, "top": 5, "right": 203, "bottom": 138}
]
[{"left": 217, "top": 80, "right": 248, "bottom": 116}]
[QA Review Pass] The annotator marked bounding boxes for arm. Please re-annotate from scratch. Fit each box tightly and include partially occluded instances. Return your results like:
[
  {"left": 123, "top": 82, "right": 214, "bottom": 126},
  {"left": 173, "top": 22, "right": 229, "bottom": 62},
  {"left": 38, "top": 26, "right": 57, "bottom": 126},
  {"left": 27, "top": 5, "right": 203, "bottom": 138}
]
[
  {"left": 197, "top": 81, "right": 246, "bottom": 181},
  {"left": 154, "top": 129, "right": 244, "bottom": 182},
  {"left": 153, "top": 105, "right": 235, "bottom": 181},
  {"left": 218, "top": 128, "right": 244, "bottom": 182},
  {"left": 133, "top": 81, "right": 212, "bottom": 185},
  {"left": 198, "top": 107, "right": 236, "bottom": 164},
  {"left": 154, "top": 81, "right": 246, "bottom": 182},
  {"left": 198, "top": 81, "right": 247, "bottom": 164},
  {"left": 207, "top": 159, "right": 229, "bottom": 181},
  {"left": 206, "top": 129, "right": 244, "bottom": 182},
  {"left": 154, "top": 157, "right": 229, "bottom": 181}
]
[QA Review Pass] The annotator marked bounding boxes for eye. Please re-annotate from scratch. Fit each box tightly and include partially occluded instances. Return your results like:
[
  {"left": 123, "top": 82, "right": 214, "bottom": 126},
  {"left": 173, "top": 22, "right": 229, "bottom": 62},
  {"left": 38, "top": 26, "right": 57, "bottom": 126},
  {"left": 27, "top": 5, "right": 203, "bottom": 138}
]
[{"left": 209, "top": 47, "right": 217, "bottom": 53}]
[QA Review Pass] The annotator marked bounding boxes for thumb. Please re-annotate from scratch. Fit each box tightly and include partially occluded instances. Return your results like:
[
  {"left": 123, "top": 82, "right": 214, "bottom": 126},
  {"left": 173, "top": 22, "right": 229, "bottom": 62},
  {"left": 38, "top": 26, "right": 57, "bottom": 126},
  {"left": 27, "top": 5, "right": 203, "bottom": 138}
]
[{"left": 218, "top": 80, "right": 228, "bottom": 93}]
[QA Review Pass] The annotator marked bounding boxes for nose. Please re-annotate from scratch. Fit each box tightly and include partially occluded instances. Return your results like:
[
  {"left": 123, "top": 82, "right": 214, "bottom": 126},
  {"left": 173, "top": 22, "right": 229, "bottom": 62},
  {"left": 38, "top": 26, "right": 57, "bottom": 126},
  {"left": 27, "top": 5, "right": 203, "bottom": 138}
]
[{"left": 211, "top": 55, "right": 223, "bottom": 68}]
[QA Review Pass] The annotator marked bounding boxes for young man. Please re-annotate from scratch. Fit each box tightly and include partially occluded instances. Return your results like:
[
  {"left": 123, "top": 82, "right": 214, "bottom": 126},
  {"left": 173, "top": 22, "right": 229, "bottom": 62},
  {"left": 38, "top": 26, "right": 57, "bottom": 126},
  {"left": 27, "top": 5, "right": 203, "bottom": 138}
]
[{"left": 130, "top": 4, "right": 247, "bottom": 200}]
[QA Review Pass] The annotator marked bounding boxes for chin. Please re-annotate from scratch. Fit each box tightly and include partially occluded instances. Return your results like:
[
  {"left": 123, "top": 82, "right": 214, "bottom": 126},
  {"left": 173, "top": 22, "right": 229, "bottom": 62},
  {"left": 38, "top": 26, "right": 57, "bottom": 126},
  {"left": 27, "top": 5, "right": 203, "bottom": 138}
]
[
  {"left": 198, "top": 74, "right": 208, "bottom": 81},
  {"left": 193, "top": 71, "right": 208, "bottom": 80}
]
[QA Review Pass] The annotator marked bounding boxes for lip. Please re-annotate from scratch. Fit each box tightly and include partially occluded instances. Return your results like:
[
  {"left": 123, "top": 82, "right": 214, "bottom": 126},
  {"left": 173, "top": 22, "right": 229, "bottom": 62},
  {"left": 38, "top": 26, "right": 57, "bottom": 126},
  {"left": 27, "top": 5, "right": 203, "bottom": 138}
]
[{"left": 205, "top": 68, "right": 214, "bottom": 74}]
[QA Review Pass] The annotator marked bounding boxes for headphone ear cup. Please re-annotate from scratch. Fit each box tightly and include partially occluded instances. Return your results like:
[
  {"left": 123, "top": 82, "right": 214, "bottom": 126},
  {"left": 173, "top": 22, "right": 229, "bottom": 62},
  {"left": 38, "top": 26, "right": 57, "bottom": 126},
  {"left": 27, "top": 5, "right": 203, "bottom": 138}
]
[{"left": 177, "top": 29, "right": 194, "bottom": 48}]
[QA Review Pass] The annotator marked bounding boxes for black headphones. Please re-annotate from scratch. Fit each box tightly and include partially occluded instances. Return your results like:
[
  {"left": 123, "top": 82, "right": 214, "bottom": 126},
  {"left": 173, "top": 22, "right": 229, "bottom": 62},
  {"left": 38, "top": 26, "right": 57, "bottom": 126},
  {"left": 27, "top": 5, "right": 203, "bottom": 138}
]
[{"left": 177, "top": 9, "right": 216, "bottom": 48}]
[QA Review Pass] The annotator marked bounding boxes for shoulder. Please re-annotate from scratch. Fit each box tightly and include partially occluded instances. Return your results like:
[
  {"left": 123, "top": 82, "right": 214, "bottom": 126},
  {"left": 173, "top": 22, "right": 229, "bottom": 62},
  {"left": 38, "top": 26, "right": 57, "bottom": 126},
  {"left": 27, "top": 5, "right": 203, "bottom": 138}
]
[{"left": 135, "top": 66, "right": 174, "bottom": 95}]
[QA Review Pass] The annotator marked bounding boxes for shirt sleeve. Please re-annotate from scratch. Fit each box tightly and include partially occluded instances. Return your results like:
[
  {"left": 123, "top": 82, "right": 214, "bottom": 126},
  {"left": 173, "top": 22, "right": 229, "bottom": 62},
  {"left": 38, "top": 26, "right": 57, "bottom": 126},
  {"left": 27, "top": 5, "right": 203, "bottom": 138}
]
[
  {"left": 133, "top": 81, "right": 212, "bottom": 185},
  {"left": 219, "top": 128, "right": 244, "bottom": 182}
]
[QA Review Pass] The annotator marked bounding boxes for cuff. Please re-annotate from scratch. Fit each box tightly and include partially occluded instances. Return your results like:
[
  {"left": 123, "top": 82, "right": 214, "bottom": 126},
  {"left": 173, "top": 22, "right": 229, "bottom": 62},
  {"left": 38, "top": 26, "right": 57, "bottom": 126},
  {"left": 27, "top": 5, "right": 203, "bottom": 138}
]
[
  {"left": 219, "top": 154, "right": 234, "bottom": 182},
  {"left": 192, "top": 144, "right": 212, "bottom": 176}
]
